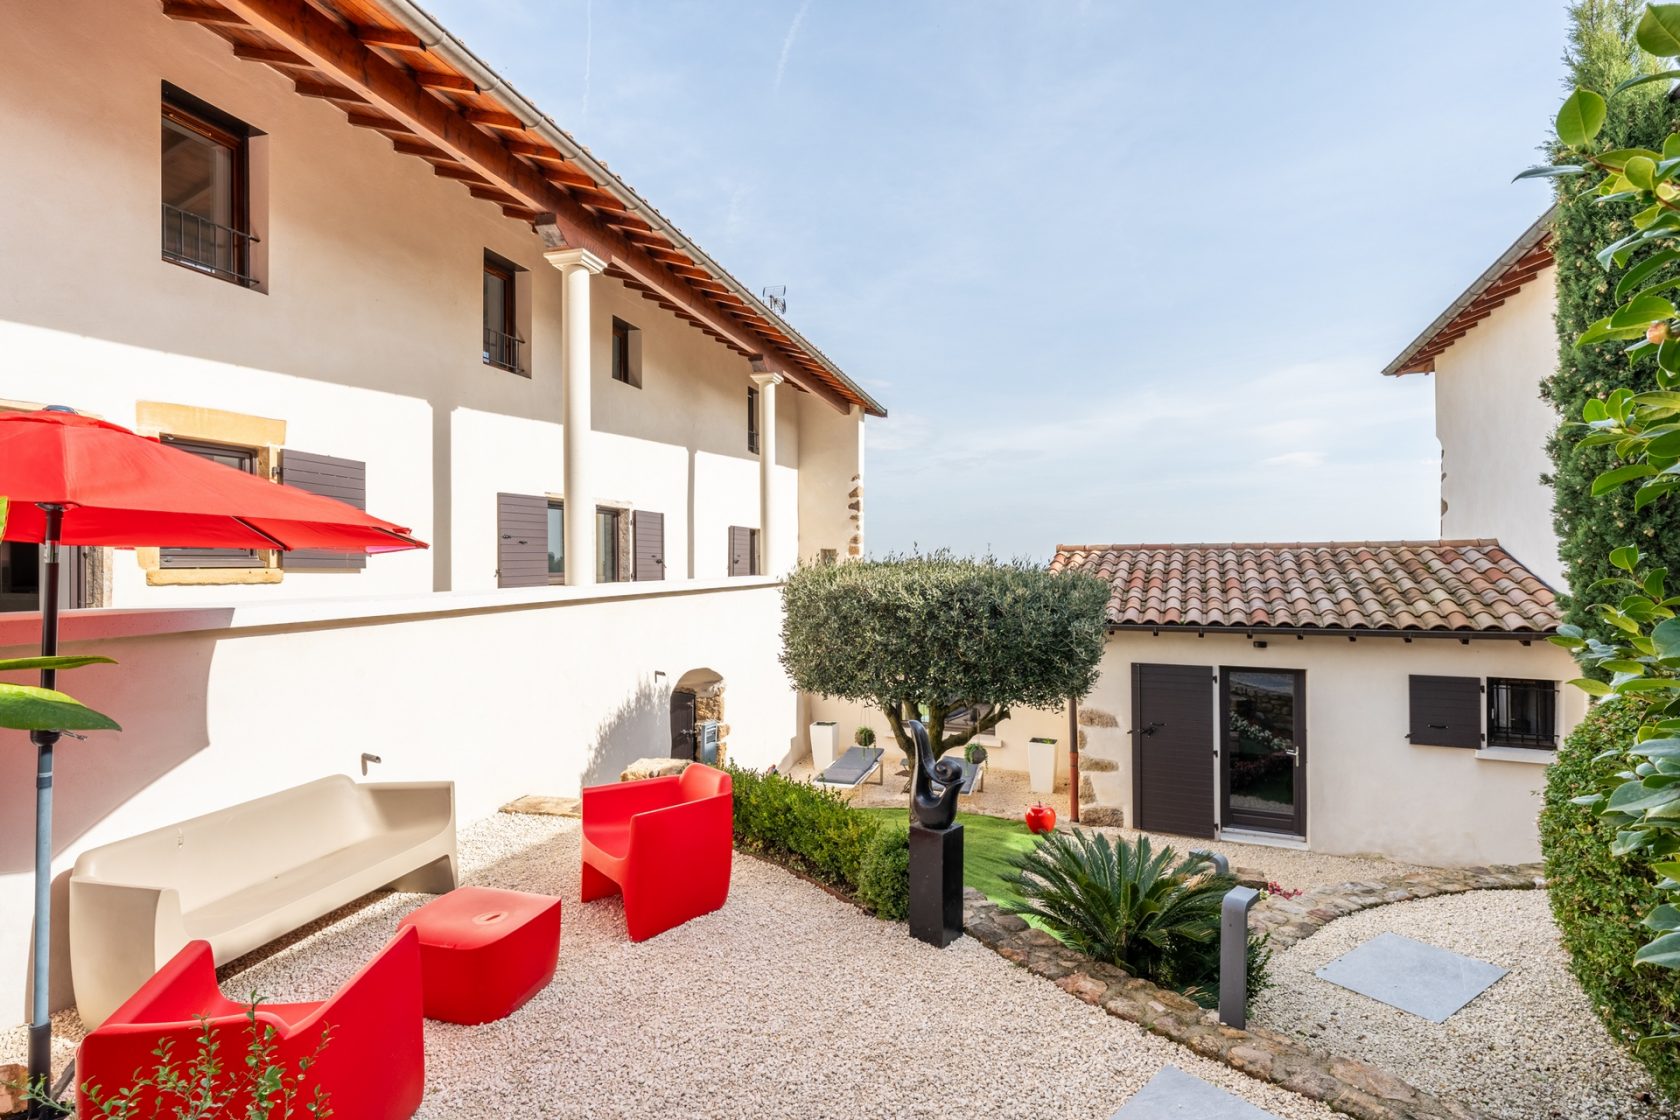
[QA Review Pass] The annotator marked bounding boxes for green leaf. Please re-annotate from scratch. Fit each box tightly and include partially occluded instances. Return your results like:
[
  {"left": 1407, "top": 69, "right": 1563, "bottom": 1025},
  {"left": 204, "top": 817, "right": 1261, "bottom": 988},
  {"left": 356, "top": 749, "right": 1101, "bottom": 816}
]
[
  {"left": 0, "top": 656, "right": 117, "bottom": 674},
  {"left": 1609, "top": 293, "right": 1678, "bottom": 329},
  {"left": 1570, "top": 677, "right": 1616, "bottom": 696},
  {"left": 1649, "top": 899, "right": 1680, "bottom": 923},
  {"left": 1633, "top": 738, "right": 1680, "bottom": 760},
  {"left": 1635, "top": 930, "right": 1680, "bottom": 969},
  {"left": 0, "top": 682, "right": 120, "bottom": 733},
  {"left": 1654, "top": 617, "right": 1680, "bottom": 661},
  {"left": 1656, "top": 861, "right": 1680, "bottom": 880},
  {"left": 1608, "top": 780, "right": 1680, "bottom": 813},
  {"left": 1638, "top": 478, "right": 1680, "bottom": 511},
  {"left": 1629, "top": 156, "right": 1660, "bottom": 192},
  {"left": 1594, "top": 464, "right": 1659, "bottom": 496},
  {"left": 1639, "top": 5, "right": 1680, "bottom": 57},
  {"left": 1617, "top": 69, "right": 1680, "bottom": 95},
  {"left": 1514, "top": 164, "right": 1587, "bottom": 181},
  {"left": 1613, "top": 545, "right": 1643, "bottom": 571},
  {"left": 1557, "top": 88, "right": 1608, "bottom": 147},
  {"left": 1618, "top": 249, "right": 1680, "bottom": 300}
]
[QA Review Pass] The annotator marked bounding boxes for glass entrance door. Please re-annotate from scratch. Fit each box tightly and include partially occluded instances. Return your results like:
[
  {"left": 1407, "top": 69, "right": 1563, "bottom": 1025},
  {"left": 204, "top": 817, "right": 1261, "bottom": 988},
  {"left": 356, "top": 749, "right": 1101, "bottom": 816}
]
[{"left": 1220, "top": 668, "right": 1305, "bottom": 836}]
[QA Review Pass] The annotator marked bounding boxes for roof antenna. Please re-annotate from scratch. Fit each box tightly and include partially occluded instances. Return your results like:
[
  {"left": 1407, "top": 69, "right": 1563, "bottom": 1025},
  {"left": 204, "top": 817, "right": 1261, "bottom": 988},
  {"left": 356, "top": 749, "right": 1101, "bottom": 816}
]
[{"left": 762, "top": 285, "right": 787, "bottom": 314}]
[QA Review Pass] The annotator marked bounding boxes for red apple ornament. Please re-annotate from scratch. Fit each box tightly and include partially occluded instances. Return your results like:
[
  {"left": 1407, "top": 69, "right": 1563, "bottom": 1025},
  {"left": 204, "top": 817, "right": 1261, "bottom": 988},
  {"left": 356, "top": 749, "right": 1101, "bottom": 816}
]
[{"left": 1025, "top": 802, "right": 1057, "bottom": 834}]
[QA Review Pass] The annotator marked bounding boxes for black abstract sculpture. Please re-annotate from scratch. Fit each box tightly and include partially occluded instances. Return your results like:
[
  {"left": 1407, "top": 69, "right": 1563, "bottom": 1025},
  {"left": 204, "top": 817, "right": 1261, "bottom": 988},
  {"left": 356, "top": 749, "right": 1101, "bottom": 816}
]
[
  {"left": 904, "top": 718, "right": 964, "bottom": 946},
  {"left": 907, "top": 719, "right": 963, "bottom": 830}
]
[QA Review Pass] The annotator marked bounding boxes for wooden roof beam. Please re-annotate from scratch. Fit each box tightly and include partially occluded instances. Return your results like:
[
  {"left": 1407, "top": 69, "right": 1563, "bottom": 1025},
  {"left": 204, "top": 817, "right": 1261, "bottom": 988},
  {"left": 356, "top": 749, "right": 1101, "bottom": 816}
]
[
  {"left": 295, "top": 79, "right": 365, "bottom": 103},
  {"left": 415, "top": 71, "right": 477, "bottom": 93},
  {"left": 355, "top": 25, "right": 425, "bottom": 51},
  {"left": 231, "top": 44, "right": 308, "bottom": 65},
  {"left": 204, "top": 0, "right": 854, "bottom": 411},
  {"left": 162, "top": 2, "right": 245, "bottom": 26},
  {"left": 344, "top": 109, "right": 411, "bottom": 133}
]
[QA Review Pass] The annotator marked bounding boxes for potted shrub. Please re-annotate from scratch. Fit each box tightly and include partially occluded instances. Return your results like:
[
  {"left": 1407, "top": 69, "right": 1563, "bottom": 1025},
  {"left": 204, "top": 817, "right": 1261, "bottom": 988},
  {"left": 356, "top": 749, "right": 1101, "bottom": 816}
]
[
  {"left": 1027, "top": 736, "right": 1058, "bottom": 793},
  {"left": 809, "top": 721, "right": 839, "bottom": 771}
]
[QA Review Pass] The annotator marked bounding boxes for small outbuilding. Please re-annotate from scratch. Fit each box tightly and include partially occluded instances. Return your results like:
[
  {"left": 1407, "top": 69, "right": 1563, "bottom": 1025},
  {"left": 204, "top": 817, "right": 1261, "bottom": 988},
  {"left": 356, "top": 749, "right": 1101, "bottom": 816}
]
[{"left": 1002, "top": 539, "right": 1580, "bottom": 866}]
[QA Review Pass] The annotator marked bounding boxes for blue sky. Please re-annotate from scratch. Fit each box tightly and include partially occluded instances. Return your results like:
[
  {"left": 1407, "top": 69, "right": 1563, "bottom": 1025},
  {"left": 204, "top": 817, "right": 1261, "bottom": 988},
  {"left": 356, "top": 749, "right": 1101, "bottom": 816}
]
[{"left": 426, "top": 0, "right": 1568, "bottom": 559}]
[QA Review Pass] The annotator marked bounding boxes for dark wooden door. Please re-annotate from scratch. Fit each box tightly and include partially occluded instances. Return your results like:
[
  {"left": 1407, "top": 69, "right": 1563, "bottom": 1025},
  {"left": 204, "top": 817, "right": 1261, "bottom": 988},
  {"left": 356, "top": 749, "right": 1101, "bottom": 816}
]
[
  {"left": 670, "top": 690, "right": 696, "bottom": 760},
  {"left": 1132, "top": 663, "right": 1215, "bottom": 839},
  {"left": 633, "top": 510, "right": 665, "bottom": 581}
]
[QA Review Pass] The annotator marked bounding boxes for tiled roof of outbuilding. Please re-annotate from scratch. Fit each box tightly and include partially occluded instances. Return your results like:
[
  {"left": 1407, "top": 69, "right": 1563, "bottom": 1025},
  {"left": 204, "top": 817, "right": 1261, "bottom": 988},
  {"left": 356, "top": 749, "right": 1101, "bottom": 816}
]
[{"left": 1049, "top": 540, "right": 1559, "bottom": 635}]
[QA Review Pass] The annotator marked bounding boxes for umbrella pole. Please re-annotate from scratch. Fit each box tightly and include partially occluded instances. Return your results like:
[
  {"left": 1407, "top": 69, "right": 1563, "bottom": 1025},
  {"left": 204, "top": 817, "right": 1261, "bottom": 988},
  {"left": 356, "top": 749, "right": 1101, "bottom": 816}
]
[{"left": 26, "top": 504, "right": 64, "bottom": 1116}]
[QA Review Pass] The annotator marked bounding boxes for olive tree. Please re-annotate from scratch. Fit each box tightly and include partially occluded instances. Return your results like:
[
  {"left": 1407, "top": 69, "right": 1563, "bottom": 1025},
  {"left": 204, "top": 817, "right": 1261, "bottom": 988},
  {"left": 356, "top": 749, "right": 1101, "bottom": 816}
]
[{"left": 780, "top": 552, "right": 1109, "bottom": 760}]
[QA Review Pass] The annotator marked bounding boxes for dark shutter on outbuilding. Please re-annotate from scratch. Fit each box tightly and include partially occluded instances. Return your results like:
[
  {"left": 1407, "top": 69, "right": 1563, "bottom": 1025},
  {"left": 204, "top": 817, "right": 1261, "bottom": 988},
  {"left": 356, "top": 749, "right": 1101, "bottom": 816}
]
[
  {"left": 728, "top": 525, "right": 754, "bottom": 577},
  {"left": 1407, "top": 675, "right": 1483, "bottom": 748},
  {"left": 279, "top": 450, "right": 367, "bottom": 570},
  {"left": 633, "top": 510, "right": 665, "bottom": 581},
  {"left": 497, "top": 492, "right": 549, "bottom": 588}
]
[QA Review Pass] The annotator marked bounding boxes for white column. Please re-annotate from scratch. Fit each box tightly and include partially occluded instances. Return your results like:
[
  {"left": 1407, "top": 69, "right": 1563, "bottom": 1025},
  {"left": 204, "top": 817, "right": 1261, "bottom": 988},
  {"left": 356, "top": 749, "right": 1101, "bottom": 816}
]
[
  {"left": 753, "top": 372, "right": 783, "bottom": 575},
  {"left": 546, "top": 247, "right": 606, "bottom": 586}
]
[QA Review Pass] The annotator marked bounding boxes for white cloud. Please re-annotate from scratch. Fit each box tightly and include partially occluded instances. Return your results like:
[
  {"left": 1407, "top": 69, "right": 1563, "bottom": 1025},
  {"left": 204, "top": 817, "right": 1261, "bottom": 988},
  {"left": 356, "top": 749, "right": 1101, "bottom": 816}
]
[{"left": 773, "top": 0, "right": 814, "bottom": 96}]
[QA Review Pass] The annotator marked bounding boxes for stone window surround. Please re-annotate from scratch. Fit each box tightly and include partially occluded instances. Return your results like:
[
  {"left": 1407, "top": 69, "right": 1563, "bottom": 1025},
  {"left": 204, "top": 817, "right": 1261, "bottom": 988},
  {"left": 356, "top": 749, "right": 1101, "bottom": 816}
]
[{"left": 133, "top": 400, "right": 286, "bottom": 586}]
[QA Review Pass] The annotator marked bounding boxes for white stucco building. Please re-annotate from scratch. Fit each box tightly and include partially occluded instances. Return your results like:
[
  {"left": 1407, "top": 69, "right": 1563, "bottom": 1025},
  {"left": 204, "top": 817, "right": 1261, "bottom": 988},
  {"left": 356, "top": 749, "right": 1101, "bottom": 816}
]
[
  {"left": 0, "top": 0, "right": 882, "bottom": 1025},
  {"left": 814, "top": 211, "right": 1577, "bottom": 870}
]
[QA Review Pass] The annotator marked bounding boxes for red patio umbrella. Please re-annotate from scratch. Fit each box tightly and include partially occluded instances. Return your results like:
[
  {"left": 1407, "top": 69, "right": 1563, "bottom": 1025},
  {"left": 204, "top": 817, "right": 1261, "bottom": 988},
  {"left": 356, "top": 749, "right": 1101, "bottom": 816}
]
[{"left": 0, "top": 407, "right": 426, "bottom": 1105}]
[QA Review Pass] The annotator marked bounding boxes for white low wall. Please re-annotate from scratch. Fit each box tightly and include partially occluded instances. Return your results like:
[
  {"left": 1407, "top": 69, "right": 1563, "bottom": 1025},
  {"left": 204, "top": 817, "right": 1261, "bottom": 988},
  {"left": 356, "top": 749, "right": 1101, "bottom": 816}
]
[{"left": 0, "top": 579, "right": 796, "bottom": 1026}]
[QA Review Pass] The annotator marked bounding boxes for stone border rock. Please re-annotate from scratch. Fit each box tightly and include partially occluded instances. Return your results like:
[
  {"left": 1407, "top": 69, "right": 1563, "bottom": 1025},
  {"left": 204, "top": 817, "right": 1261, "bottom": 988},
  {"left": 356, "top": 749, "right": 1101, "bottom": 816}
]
[
  {"left": 962, "top": 888, "right": 1476, "bottom": 1120},
  {"left": 1249, "top": 863, "right": 1544, "bottom": 951}
]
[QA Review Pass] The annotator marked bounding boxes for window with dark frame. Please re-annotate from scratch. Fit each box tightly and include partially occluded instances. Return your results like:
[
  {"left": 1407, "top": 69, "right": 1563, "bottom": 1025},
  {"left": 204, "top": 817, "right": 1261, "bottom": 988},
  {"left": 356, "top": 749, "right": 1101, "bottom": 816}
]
[
  {"left": 161, "top": 87, "right": 257, "bottom": 287},
  {"left": 747, "top": 385, "right": 760, "bottom": 454},
  {"left": 1486, "top": 678, "right": 1557, "bottom": 749},
  {"left": 611, "top": 318, "right": 640, "bottom": 386},
  {"left": 159, "top": 438, "right": 264, "bottom": 568},
  {"left": 483, "top": 253, "right": 522, "bottom": 373},
  {"left": 596, "top": 507, "right": 622, "bottom": 582},
  {"left": 546, "top": 500, "right": 565, "bottom": 584}
]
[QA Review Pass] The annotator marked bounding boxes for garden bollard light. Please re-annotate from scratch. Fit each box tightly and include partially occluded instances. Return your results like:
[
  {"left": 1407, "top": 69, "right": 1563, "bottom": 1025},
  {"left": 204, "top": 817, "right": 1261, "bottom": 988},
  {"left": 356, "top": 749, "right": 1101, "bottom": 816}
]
[
  {"left": 1219, "top": 885, "right": 1260, "bottom": 1029},
  {"left": 1190, "top": 849, "right": 1230, "bottom": 876}
]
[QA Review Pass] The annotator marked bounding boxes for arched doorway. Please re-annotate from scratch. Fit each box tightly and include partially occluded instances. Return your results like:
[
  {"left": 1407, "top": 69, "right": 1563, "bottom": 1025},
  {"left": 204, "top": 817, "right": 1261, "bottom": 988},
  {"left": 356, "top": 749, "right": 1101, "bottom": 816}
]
[{"left": 670, "top": 668, "right": 725, "bottom": 764}]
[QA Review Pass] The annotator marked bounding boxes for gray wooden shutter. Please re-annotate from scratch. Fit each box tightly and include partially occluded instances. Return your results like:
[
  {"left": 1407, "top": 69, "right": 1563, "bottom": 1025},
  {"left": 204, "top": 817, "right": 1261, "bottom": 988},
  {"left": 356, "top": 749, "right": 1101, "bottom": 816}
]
[
  {"left": 633, "top": 510, "right": 665, "bottom": 581},
  {"left": 728, "top": 525, "right": 752, "bottom": 576},
  {"left": 279, "top": 450, "right": 367, "bottom": 570},
  {"left": 497, "top": 492, "right": 548, "bottom": 588},
  {"left": 1407, "top": 675, "right": 1483, "bottom": 748}
]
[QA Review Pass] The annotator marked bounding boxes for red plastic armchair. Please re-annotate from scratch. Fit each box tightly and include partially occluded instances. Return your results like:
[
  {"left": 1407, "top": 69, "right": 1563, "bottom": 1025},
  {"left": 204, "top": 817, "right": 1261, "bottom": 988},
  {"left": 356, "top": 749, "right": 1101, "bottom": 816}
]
[
  {"left": 76, "top": 927, "right": 424, "bottom": 1119},
  {"left": 581, "top": 763, "right": 733, "bottom": 940}
]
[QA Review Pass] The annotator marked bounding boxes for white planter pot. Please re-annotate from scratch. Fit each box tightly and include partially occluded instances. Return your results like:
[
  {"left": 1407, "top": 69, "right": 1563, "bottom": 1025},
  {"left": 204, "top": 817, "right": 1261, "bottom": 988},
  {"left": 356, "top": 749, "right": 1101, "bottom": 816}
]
[
  {"left": 809, "top": 722, "right": 839, "bottom": 771},
  {"left": 1027, "top": 737, "right": 1058, "bottom": 794}
]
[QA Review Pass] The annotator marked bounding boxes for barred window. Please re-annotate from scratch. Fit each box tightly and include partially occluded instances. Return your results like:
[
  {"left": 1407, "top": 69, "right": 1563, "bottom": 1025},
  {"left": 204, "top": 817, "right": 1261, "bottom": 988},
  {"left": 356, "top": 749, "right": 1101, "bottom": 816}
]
[{"left": 1486, "top": 678, "right": 1556, "bottom": 749}]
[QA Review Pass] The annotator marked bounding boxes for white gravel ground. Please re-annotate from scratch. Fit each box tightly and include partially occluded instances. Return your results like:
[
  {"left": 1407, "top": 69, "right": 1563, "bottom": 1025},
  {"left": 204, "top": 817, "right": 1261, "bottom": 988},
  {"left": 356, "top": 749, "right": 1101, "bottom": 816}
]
[
  {"left": 1251, "top": 890, "right": 1675, "bottom": 1120},
  {"left": 7, "top": 813, "right": 1345, "bottom": 1120}
]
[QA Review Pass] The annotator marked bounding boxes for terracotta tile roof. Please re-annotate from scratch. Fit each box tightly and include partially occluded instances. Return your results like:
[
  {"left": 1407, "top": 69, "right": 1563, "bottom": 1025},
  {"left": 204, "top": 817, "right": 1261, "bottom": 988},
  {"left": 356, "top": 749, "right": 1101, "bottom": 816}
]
[{"left": 1049, "top": 540, "right": 1559, "bottom": 635}]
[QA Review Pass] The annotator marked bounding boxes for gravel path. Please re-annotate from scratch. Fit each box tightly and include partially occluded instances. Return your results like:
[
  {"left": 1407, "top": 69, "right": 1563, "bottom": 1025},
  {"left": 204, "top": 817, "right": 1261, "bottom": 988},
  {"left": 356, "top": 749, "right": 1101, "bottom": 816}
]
[
  {"left": 1251, "top": 890, "right": 1674, "bottom": 1120},
  {"left": 8, "top": 813, "right": 1344, "bottom": 1120}
]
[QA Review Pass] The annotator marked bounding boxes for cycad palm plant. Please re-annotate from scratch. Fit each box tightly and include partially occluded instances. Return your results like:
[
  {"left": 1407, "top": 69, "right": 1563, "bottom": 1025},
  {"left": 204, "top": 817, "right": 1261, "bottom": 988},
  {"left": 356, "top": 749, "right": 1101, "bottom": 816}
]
[{"left": 1005, "top": 830, "right": 1243, "bottom": 990}]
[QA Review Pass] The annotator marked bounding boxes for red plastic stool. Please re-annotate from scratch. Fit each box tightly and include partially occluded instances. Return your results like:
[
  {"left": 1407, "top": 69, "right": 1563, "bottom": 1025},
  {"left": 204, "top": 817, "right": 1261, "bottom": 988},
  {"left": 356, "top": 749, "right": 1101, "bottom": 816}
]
[{"left": 397, "top": 886, "right": 561, "bottom": 1024}]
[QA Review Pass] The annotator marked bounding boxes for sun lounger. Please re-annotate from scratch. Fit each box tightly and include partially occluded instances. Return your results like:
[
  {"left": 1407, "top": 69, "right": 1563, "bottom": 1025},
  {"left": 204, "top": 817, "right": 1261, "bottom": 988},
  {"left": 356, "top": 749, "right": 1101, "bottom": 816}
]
[
  {"left": 813, "top": 746, "right": 885, "bottom": 789},
  {"left": 944, "top": 756, "right": 986, "bottom": 794}
]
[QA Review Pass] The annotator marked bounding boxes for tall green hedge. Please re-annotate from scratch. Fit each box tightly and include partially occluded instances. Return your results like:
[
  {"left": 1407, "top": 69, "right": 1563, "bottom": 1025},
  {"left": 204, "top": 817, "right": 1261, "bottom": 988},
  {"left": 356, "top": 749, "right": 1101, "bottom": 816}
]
[
  {"left": 1540, "top": 699, "right": 1680, "bottom": 1098},
  {"left": 1547, "top": 1, "right": 1680, "bottom": 644}
]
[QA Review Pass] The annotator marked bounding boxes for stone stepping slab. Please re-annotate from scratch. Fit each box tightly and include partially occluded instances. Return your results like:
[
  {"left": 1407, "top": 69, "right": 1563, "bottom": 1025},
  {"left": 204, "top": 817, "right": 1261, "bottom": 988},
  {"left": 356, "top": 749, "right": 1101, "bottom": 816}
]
[
  {"left": 1110, "top": 1065, "right": 1283, "bottom": 1119},
  {"left": 1314, "top": 932, "right": 1507, "bottom": 1023}
]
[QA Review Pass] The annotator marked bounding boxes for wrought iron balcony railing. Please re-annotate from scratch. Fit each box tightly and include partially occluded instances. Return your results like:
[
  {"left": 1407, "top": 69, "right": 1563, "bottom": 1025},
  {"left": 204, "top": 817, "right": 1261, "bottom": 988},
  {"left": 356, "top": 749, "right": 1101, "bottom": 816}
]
[{"left": 161, "top": 203, "right": 258, "bottom": 287}]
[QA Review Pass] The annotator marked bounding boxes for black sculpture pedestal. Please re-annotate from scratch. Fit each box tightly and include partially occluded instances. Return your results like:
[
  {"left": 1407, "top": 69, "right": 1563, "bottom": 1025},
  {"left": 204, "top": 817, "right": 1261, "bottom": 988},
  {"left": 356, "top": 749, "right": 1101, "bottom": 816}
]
[{"left": 908, "top": 822, "right": 964, "bottom": 947}]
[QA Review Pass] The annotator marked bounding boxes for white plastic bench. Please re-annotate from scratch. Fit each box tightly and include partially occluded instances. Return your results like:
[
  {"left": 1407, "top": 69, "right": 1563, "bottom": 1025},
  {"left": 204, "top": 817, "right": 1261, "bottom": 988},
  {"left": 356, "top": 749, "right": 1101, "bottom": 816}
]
[{"left": 69, "top": 775, "right": 457, "bottom": 1027}]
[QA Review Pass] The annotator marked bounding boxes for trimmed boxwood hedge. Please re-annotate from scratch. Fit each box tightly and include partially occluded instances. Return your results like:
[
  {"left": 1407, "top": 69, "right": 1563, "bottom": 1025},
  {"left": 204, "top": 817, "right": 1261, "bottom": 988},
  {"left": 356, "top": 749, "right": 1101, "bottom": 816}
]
[
  {"left": 1540, "top": 699, "right": 1680, "bottom": 1099},
  {"left": 727, "top": 764, "right": 908, "bottom": 918}
]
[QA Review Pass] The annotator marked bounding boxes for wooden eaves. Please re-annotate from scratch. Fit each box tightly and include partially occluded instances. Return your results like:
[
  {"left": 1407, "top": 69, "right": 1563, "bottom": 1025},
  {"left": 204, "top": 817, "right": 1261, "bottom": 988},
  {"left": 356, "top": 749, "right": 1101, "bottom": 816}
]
[
  {"left": 160, "top": 0, "right": 885, "bottom": 418},
  {"left": 1381, "top": 206, "right": 1557, "bottom": 378}
]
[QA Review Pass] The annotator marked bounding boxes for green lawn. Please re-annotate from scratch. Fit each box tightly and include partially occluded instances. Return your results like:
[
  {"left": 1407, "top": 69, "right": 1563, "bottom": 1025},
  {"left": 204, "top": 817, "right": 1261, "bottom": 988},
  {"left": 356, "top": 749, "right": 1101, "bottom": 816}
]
[{"left": 856, "top": 808, "right": 1043, "bottom": 908}]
